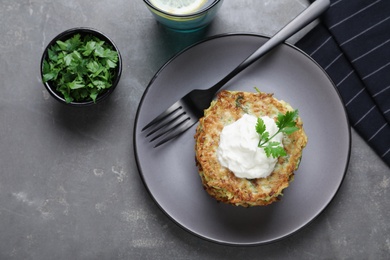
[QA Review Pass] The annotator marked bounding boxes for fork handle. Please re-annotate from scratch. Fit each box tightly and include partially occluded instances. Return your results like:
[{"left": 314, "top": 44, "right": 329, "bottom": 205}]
[{"left": 209, "top": 0, "right": 330, "bottom": 94}]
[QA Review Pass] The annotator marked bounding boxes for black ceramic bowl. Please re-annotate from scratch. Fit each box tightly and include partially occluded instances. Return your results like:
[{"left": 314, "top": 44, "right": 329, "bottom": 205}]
[{"left": 40, "top": 27, "right": 122, "bottom": 106}]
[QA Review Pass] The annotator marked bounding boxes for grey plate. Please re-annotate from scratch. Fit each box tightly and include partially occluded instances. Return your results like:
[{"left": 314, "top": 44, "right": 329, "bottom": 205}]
[{"left": 134, "top": 34, "right": 350, "bottom": 246}]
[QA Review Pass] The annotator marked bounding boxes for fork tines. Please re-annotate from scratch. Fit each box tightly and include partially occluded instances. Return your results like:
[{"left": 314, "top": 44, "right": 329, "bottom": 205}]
[{"left": 142, "top": 103, "right": 194, "bottom": 147}]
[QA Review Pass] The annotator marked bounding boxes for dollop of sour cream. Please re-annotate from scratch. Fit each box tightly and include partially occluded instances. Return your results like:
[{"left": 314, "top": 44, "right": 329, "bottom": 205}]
[{"left": 217, "top": 114, "right": 283, "bottom": 179}]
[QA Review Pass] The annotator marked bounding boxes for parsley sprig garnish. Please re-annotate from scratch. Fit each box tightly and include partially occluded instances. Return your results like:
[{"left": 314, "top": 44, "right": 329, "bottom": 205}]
[
  {"left": 42, "top": 33, "right": 119, "bottom": 103},
  {"left": 256, "top": 109, "right": 299, "bottom": 158}
]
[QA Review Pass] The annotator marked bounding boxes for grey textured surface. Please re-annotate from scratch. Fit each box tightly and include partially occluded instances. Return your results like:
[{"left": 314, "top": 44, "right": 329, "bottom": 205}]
[{"left": 0, "top": 0, "right": 388, "bottom": 259}]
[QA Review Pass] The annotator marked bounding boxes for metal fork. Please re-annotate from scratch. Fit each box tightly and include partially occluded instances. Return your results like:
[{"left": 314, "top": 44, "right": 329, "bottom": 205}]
[{"left": 143, "top": 0, "right": 330, "bottom": 147}]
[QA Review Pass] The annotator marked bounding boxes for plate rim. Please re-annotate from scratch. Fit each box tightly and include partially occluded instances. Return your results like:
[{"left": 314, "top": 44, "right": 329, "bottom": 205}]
[{"left": 133, "top": 32, "right": 351, "bottom": 246}]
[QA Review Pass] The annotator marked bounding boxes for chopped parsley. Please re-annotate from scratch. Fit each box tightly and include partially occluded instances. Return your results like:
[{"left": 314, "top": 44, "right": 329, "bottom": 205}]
[{"left": 42, "top": 33, "right": 119, "bottom": 103}]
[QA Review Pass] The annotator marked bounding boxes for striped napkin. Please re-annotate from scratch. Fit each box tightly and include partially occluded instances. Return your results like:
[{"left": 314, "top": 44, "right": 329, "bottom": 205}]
[{"left": 296, "top": 0, "right": 390, "bottom": 167}]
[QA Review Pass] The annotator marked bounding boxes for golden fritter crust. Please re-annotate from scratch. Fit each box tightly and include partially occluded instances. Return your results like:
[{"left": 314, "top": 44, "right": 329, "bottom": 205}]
[{"left": 194, "top": 90, "right": 308, "bottom": 207}]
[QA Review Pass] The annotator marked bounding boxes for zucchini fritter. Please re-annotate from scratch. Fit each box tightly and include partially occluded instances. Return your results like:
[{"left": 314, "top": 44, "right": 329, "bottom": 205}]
[{"left": 194, "top": 90, "right": 307, "bottom": 207}]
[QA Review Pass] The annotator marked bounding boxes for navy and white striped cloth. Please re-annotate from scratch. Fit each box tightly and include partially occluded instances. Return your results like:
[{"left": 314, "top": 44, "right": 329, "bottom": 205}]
[{"left": 296, "top": 0, "right": 390, "bottom": 167}]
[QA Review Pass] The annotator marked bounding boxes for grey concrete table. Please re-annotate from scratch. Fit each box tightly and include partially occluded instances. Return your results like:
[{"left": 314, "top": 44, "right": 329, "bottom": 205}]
[{"left": 0, "top": 0, "right": 389, "bottom": 259}]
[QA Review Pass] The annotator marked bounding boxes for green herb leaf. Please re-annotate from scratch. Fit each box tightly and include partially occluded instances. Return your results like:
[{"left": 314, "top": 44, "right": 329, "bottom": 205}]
[
  {"left": 68, "top": 80, "right": 85, "bottom": 90},
  {"left": 256, "top": 109, "right": 300, "bottom": 158},
  {"left": 56, "top": 40, "right": 68, "bottom": 51},
  {"left": 281, "top": 126, "right": 299, "bottom": 135},
  {"left": 83, "top": 40, "right": 96, "bottom": 56},
  {"left": 255, "top": 117, "right": 266, "bottom": 136},
  {"left": 276, "top": 110, "right": 299, "bottom": 129},
  {"left": 264, "top": 142, "right": 287, "bottom": 158}
]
